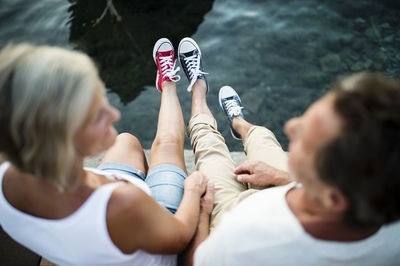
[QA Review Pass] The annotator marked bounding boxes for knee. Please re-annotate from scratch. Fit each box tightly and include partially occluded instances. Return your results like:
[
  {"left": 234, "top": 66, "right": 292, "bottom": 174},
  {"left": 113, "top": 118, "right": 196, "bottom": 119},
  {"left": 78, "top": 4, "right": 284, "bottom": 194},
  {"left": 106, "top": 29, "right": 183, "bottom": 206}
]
[
  {"left": 152, "top": 133, "right": 184, "bottom": 148},
  {"left": 116, "top": 132, "right": 143, "bottom": 151}
]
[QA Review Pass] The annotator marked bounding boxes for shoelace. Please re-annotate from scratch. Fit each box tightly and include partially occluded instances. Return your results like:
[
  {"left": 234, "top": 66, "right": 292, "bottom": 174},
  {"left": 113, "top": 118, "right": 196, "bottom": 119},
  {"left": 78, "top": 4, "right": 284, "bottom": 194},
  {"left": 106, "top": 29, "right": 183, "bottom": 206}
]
[
  {"left": 224, "top": 99, "right": 243, "bottom": 118},
  {"left": 159, "top": 55, "right": 181, "bottom": 82},
  {"left": 183, "top": 54, "right": 208, "bottom": 91}
]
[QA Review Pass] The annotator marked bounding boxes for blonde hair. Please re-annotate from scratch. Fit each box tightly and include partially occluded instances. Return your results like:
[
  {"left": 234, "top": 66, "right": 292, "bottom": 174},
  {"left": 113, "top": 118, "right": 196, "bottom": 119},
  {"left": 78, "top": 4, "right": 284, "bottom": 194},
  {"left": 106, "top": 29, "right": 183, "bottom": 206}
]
[{"left": 0, "top": 44, "right": 99, "bottom": 191}]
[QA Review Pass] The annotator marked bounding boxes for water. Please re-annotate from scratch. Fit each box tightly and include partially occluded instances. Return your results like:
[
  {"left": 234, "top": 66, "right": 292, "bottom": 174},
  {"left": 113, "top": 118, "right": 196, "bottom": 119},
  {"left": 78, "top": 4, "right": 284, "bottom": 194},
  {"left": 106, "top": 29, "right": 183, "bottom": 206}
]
[{"left": 1, "top": 0, "right": 399, "bottom": 151}]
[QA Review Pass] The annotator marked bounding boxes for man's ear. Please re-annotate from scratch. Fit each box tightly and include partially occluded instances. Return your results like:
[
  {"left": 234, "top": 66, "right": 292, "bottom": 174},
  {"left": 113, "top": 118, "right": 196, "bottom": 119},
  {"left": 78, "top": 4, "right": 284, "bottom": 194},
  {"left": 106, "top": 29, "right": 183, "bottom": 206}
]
[{"left": 321, "top": 187, "right": 348, "bottom": 213}]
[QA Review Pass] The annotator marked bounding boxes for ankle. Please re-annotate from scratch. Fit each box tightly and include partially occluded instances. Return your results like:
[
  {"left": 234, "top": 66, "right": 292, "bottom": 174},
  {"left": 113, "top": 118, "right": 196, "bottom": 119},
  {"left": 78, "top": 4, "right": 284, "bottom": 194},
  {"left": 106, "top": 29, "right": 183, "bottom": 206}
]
[
  {"left": 192, "top": 80, "right": 207, "bottom": 93},
  {"left": 232, "top": 117, "right": 252, "bottom": 138},
  {"left": 161, "top": 81, "right": 176, "bottom": 92}
]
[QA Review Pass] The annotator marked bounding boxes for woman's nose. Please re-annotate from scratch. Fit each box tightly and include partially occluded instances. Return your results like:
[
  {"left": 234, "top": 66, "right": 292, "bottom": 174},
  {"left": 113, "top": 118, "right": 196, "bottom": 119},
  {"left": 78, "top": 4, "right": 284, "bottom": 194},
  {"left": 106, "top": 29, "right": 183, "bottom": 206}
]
[{"left": 109, "top": 106, "right": 121, "bottom": 124}]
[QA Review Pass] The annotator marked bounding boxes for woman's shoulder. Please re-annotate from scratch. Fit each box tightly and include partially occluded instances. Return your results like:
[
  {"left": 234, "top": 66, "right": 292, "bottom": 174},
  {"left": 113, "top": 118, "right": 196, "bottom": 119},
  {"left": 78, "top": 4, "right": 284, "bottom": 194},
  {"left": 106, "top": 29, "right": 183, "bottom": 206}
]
[{"left": 109, "top": 182, "right": 149, "bottom": 211}]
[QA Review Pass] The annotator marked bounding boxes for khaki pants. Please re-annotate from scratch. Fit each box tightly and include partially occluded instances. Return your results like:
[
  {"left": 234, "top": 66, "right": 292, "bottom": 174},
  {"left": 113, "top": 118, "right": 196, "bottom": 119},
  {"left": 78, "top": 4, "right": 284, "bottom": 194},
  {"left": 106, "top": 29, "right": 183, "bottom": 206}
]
[{"left": 188, "top": 114, "right": 288, "bottom": 230}]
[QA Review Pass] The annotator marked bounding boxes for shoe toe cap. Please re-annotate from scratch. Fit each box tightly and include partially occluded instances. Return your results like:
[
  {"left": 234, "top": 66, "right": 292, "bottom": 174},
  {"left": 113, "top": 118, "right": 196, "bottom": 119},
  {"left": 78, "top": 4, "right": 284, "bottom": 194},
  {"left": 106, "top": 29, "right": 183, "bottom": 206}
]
[
  {"left": 219, "top": 86, "right": 237, "bottom": 98},
  {"left": 158, "top": 42, "right": 173, "bottom": 52},
  {"left": 179, "top": 38, "right": 199, "bottom": 54},
  {"left": 180, "top": 43, "right": 196, "bottom": 54}
]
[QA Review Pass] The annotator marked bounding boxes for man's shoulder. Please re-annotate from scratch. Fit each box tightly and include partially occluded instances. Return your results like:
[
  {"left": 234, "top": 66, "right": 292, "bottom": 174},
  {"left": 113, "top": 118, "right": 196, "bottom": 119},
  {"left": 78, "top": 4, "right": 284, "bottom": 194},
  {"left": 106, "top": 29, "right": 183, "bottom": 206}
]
[
  {"left": 195, "top": 203, "right": 303, "bottom": 266},
  {"left": 196, "top": 184, "right": 400, "bottom": 266},
  {"left": 216, "top": 183, "right": 302, "bottom": 244}
]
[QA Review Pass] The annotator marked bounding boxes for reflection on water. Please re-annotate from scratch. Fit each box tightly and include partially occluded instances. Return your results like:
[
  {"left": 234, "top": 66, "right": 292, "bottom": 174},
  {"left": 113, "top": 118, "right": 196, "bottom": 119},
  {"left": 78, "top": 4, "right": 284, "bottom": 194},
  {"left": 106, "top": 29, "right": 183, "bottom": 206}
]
[
  {"left": 69, "top": 0, "right": 214, "bottom": 103},
  {"left": 0, "top": 0, "right": 399, "bottom": 151}
]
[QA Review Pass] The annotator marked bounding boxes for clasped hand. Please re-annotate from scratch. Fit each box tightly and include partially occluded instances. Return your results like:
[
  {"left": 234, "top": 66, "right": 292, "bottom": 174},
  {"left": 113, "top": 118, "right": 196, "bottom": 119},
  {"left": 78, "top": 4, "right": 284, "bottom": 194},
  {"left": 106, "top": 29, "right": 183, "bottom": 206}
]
[{"left": 184, "top": 171, "right": 214, "bottom": 215}]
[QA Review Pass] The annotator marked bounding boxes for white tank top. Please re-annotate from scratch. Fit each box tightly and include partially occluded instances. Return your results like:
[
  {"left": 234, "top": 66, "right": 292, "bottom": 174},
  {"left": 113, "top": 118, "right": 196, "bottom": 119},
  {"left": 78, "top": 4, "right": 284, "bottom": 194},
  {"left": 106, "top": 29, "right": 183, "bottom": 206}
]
[{"left": 0, "top": 162, "right": 177, "bottom": 266}]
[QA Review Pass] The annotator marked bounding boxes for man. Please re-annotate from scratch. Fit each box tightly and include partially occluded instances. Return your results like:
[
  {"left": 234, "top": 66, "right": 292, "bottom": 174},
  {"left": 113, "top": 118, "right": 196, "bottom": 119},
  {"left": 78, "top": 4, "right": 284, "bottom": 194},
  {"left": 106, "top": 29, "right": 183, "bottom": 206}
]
[{"left": 178, "top": 39, "right": 400, "bottom": 266}]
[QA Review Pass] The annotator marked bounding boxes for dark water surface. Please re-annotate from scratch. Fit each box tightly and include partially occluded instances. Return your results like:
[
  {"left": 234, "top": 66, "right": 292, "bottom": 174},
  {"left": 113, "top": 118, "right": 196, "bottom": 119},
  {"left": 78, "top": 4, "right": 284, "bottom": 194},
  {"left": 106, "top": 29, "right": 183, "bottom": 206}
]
[{"left": 1, "top": 0, "right": 399, "bottom": 151}]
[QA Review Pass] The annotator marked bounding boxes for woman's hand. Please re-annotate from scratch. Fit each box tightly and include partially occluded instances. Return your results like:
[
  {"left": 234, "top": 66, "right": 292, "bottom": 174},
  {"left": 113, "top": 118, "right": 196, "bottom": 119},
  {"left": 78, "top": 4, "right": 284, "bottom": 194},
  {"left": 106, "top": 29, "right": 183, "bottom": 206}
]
[
  {"left": 234, "top": 160, "right": 292, "bottom": 187},
  {"left": 184, "top": 171, "right": 208, "bottom": 196}
]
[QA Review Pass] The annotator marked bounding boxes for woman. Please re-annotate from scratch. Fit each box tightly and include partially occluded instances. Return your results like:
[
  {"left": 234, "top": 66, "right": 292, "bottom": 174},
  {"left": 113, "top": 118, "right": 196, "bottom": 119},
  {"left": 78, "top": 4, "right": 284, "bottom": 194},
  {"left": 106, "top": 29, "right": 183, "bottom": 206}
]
[{"left": 0, "top": 41, "right": 213, "bottom": 265}]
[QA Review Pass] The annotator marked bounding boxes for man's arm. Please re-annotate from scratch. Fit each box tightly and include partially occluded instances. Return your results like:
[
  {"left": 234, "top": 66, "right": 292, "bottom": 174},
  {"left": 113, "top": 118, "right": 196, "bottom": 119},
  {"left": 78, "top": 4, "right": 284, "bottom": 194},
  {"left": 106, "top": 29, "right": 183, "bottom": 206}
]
[{"left": 192, "top": 221, "right": 227, "bottom": 266}]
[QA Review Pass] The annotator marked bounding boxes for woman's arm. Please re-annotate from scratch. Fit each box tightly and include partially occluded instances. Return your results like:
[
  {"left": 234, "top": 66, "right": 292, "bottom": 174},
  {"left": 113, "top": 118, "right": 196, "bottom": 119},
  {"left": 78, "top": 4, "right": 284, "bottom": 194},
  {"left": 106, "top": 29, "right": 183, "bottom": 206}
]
[
  {"left": 107, "top": 171, "right": 208, "bottom": 254},
  {"left": 173, "top": 171, "right": 209, "bottom": 247}
]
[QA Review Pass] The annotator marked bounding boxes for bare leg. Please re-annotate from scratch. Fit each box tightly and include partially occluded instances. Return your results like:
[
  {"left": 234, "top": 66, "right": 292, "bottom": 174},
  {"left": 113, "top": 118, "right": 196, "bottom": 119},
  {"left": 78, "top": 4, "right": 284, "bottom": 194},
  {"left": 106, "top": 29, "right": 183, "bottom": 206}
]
[
  {"left": 100, "top": 132, "right": 148, "bottom": 173},
  {"left": 191, "top": 80, "right": 213, "bottom": 118},
  {"left": 149, "top": 81, "right": 187, "bottom": 173},
  {"left": 232, "top": 116, "right": 254, "bottom": 139}
]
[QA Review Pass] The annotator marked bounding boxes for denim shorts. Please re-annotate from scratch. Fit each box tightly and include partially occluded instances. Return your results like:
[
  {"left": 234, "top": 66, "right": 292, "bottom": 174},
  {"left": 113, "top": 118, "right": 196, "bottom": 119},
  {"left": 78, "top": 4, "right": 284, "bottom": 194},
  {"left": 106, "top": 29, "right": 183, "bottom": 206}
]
[{"left": 97, "top": 162, "right": 187, "bottom": 214}]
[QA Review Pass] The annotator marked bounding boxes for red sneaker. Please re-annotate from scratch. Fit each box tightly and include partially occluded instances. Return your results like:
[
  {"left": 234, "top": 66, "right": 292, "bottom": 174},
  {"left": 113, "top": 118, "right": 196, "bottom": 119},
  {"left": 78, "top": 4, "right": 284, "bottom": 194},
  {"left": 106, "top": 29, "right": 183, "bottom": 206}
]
[{"left": 152, "top": 38, "right": 181, "bottom": 92}]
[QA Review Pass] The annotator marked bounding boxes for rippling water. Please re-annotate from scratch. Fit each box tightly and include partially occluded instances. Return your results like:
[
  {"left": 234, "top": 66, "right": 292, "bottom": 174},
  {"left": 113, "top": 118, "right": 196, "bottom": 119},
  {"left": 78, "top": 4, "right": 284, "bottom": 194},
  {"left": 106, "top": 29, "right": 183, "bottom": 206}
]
[
  {"left": 0, "top": 0, "right": 70, "bottom": 47},
  {"left": 1, "top": 0, "right": 399, "bottom": 151}
]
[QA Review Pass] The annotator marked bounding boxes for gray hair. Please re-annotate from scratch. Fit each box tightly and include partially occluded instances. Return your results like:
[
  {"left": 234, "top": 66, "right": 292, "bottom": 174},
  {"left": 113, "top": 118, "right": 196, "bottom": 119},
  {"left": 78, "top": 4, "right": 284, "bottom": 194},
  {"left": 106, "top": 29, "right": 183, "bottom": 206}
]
[{"left": 0, "top": 44, "right": 99, "bottom": 191}]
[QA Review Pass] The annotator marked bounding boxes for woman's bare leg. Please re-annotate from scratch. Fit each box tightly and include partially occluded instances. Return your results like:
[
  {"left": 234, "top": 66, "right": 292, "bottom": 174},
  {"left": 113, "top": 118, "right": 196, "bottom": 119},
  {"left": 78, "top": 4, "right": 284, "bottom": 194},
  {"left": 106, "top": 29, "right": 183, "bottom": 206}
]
[
  {"left": 149, "top": 81, "right": 187, "bottom": 173},
  {"left": 100, "top": 132, "right": 148, "bottom": 173}
]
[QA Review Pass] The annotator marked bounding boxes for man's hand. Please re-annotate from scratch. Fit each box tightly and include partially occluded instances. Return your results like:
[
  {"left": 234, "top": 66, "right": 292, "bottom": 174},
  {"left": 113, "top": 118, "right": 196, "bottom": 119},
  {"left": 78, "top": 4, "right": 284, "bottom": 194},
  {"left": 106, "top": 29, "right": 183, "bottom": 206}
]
[
  {"left": 200, "top": 182, "right": 214, "bottom": 216},
  {"left": 234, "top": 160, "right": 292, "bottom": 187}
]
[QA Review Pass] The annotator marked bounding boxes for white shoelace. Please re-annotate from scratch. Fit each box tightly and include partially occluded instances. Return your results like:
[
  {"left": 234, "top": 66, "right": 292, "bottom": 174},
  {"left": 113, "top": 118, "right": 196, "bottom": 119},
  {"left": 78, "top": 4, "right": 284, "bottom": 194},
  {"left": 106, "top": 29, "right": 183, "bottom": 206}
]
[
  {"left": 183, "top": 54, "right": 208, "bottom": 91},
  {"left": 159, "top": 55, "right": 181, "bottom": 82},
  {"left": 224, "top": 99, "right": 243, "bottom": 118}
]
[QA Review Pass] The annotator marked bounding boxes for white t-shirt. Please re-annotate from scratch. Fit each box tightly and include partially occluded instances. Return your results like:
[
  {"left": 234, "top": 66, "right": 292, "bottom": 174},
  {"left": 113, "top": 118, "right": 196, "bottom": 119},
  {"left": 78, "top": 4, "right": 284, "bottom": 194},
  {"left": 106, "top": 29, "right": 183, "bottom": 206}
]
[
  {"left": 0, "top": 162, "right": 177, "bottom": 266},
  {"left": 195, "top": 183, "right": 400, "bottom": 266}
]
